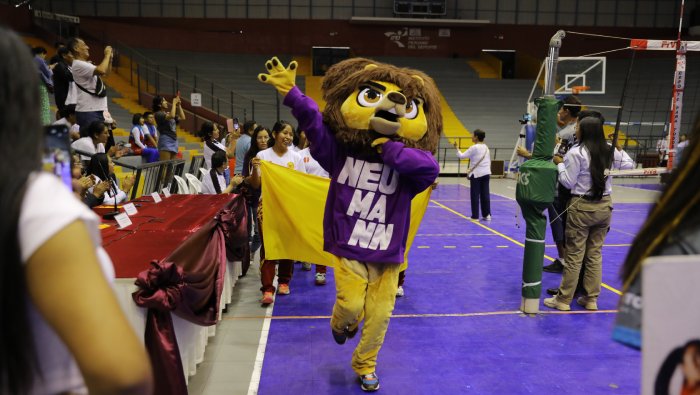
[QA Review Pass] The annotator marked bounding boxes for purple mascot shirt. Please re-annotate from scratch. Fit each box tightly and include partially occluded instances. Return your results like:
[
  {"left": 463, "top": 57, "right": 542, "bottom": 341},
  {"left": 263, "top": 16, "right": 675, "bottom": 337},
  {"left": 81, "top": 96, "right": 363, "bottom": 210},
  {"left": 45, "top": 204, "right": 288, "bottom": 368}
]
[{"left": 284, "top": 87, "right": 439, "bottom": 264}]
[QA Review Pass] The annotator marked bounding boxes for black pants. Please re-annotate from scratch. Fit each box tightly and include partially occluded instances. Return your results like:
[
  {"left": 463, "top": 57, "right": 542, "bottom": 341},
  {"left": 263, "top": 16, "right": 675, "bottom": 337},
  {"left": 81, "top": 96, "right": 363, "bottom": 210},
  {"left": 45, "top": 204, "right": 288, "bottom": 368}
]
[{"left": 469, "top": 174, "right": 491, "bottom": 219}]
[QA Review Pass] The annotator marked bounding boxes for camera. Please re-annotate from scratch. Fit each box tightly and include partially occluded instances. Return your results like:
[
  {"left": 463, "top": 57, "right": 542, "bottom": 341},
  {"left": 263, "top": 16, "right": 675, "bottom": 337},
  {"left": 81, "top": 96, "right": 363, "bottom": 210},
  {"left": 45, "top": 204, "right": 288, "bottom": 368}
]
[{"left": 519, "top": 113, "right": 532, "bottom": 125}]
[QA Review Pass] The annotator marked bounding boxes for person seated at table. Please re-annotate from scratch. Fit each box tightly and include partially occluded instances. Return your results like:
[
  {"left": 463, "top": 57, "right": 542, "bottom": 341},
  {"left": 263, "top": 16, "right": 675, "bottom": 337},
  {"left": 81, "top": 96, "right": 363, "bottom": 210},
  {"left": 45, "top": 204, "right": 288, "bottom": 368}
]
[
  {"left": 72, "top": 120, "right": 127, "bottom": 162},
  {"left": 71, "top": 120, "right": 108, "bottom": 161},
  {"left": 69, "top": 153, "right": 109, "bottom": 208},
  {"left": 129, "top": 113, "right": 159, "bottom": 163},
  {"left": 201, "top": 150, "right": 242, "bottom": 194},
  {"left": 0, "top": 27, "right": 153, "bottom": 395},
  {"left": 86, "top": 153, "right": 135, "bottom": 205}
]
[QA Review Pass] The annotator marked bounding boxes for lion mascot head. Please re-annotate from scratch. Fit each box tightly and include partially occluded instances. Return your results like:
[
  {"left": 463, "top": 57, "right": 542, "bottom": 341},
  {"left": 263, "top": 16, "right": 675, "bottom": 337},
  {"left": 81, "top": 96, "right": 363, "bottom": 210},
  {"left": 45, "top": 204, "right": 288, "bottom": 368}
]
[{"left": 320, "top": 58, "right": 443, "bottom": 156}]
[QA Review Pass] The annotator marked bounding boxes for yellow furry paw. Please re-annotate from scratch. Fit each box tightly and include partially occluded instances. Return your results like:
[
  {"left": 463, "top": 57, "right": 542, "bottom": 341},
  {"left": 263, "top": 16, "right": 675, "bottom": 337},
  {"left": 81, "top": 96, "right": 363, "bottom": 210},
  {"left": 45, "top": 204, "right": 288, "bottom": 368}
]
[
  {"left": 371, "top": 137, "right": 390, "bottom": 147},
  {"left": 258, "top": 56, "right": 298, "bottom": 96}
]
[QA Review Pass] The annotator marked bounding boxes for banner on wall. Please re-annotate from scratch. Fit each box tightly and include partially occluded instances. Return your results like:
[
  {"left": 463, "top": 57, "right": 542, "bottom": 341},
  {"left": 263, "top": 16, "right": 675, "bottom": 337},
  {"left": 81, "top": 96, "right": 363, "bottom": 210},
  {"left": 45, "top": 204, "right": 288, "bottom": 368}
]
[
  {"left": 384, "top": 27, "right": 439, "bottom": 50},
  {"left": 642, "top": 255, "right": 700, "bottom": 395}
]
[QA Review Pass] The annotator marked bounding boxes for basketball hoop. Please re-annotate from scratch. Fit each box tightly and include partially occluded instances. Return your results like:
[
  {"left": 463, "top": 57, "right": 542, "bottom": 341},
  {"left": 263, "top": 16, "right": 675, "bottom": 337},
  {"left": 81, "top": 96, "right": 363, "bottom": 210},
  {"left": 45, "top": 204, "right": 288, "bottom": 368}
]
[{"left": 571, "top": 85, "right": 590, "bottom": 94}]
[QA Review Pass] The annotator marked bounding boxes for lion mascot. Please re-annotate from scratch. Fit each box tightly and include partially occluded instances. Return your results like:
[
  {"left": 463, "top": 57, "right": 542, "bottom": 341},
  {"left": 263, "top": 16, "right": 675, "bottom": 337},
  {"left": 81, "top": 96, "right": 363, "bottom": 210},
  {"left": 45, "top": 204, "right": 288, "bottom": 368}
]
[{"left": 258, "top": 56, "right": 442, "bottom": 392}]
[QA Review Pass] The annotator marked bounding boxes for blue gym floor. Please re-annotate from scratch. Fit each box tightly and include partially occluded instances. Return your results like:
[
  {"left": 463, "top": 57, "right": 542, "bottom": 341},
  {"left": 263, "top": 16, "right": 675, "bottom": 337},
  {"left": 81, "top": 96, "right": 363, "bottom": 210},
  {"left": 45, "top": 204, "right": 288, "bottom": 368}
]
[{"left": 257, "top": 184, "right": 644, "bottom": 394}]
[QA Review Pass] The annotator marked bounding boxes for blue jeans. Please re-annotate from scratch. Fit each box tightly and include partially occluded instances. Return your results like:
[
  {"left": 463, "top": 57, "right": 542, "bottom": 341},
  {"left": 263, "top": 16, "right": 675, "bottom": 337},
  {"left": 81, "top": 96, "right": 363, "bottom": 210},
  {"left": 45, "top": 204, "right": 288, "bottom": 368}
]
[{"left": 76, "top": 111, "right": 105, "bottom": 137}]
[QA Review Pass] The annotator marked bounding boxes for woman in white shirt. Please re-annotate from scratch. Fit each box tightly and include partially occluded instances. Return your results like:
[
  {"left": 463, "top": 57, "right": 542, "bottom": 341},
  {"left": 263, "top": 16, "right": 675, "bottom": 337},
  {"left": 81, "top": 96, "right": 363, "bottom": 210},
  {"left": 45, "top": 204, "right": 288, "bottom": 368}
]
[
  {"left": 0, "top": 28, "right": 152, "bottom": 395},
  {"left": 71, "top": 120, "right": 109, "bottom": 161},
  {"left": 454, "top": 129, "right": 492, "bottom": 220},
  {"left": 201, "top": 150, "right": 242, "bottom": 194},
  {"left": 544, "top": 114, "right": 635, "bottom": 312},
  {"left": 85, "top": 153, "right": 135, "bottom": 205},
  {"left": 200, "top": 121, "right": 233, "bottom": 169},
  {"left": 249, "top": 120, "right": 306, "bottom": 304}
]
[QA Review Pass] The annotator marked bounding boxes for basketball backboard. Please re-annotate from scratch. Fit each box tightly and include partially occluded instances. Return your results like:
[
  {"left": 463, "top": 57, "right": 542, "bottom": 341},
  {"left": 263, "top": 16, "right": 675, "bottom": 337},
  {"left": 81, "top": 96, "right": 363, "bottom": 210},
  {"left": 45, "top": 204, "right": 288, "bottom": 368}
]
[{"left": 553, "top": 56, "right": 606, "bottom": 94}]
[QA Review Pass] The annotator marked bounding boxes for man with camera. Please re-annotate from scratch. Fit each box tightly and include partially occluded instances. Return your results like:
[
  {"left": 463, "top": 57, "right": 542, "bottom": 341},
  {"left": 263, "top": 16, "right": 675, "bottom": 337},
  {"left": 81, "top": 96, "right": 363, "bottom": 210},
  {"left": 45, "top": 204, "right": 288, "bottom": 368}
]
[{"left": 67, "top": 38, "right": 113, "bottom": 136}]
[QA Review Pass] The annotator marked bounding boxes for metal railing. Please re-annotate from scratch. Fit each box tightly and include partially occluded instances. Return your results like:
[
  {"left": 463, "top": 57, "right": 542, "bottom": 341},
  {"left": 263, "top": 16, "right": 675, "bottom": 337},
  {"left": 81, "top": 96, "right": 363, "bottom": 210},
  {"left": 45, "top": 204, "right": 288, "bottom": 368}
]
[
  {"left": 112, "top": 157, "right": 187, "bottom": 199},
  {"left": 110, "top": 40, "right": 281, "bottom": 122}
]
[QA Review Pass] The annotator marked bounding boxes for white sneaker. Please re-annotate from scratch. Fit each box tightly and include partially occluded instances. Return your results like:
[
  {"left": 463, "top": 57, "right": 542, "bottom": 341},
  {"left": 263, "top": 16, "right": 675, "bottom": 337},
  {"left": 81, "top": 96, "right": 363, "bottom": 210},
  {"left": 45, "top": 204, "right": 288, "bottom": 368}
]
[
  {"left": 481, "top": 215, "right": 492, "bottom": 221},
  {"left": 396, "top": 286, "right": 404, "bottom": 297},
  {"left": 302, "top": 262, "right": 312, "bottom": 271}
]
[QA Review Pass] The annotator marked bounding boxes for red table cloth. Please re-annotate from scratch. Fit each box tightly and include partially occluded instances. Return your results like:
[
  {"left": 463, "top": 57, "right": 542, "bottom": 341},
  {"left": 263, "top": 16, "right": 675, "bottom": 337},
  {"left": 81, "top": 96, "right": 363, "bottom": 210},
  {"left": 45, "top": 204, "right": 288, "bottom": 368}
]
[{"left": 100, "top": 194, "right": 249, "bottom": 395}]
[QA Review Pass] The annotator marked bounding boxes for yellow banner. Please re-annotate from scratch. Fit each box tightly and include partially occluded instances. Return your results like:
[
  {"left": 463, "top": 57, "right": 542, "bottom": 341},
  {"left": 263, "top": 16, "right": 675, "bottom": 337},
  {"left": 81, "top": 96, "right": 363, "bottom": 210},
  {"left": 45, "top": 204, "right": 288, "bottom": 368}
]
[{"left": 260, "top": 160, "right": 432, "bottom": 270}]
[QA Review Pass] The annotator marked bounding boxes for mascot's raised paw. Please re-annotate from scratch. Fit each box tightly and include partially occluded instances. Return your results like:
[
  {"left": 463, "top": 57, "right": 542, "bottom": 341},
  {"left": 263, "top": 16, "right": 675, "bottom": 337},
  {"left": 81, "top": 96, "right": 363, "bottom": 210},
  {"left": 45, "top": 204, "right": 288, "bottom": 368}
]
[
  {"left": 370, "top": 137, "right": 390, "bottom": 153},
  {"left": 258, "top": 56, "right": 298, "bottom": 96}
]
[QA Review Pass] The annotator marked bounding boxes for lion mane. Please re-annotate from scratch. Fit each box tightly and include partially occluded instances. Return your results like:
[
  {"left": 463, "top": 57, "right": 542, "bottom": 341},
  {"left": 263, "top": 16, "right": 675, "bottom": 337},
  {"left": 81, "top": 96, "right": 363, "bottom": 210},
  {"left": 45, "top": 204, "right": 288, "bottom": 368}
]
[{"left": 320, "top": 57, "right": 443, "bottom": 156}]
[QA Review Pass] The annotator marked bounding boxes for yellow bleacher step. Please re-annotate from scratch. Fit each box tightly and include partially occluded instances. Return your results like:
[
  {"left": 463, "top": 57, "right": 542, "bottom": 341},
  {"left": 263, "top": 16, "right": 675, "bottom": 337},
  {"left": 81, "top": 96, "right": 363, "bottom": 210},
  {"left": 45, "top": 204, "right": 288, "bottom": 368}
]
[
  {"left": 292, "top": 56, "right": 312, "bottom": 77},
  {"left": 466, "top": 60, "right": 499, "bottom": 79}
]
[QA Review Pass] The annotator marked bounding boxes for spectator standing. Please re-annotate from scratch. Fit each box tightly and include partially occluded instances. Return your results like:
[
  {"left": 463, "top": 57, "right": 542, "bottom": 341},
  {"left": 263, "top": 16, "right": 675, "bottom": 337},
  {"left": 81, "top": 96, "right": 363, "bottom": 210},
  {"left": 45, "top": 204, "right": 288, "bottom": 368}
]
[
  {"left": 153, "top": 95, "right": 185, "bottom": 161},
  {"left": 47, "top": 41, "right": 65, "bottom": 66},
  {"left": 66, "top": 38, "right": 113, "bottom": 135},
  {"left": 52, "top": 46, "right": 74, "bottom": 112},
  {"left": 234, "top": 120, "right": 257, "bottom": 174},
  {"left": 249, "top": 121, "right": 306, "bottom": 304},
  {"left": 0, "top": 27, "right": 153, "bottom": 395},
  {"left": 557, "top": 95, "right": 582, "bottom": 143},
  {"left": 544, "top": 115, "right": 635, "bottom": 311},
  {"left": 241, "top": 126, "right": 270, "bottom": 263},
  {"left": 201, "top": 121, "right": 230, "bottom": 169},
  {"left": 32, "top": 46, "right": 53, "bottom": 125},
  {"left": 455, "top": 129, "right": 492, "bottom": 221}
]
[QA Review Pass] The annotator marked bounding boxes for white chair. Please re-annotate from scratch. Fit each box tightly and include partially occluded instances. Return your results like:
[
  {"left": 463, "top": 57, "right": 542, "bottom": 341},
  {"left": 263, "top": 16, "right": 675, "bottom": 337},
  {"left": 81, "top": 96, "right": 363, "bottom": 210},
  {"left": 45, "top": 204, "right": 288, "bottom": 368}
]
[
  {"left": 199, "top": 167, "right": 209, "bottom": 180},
  {"left": 173, "top": 175, "right": 190, "bottom": 195},
  {"left": 185, "top": 173, "right": 202, "bottom": 194}
]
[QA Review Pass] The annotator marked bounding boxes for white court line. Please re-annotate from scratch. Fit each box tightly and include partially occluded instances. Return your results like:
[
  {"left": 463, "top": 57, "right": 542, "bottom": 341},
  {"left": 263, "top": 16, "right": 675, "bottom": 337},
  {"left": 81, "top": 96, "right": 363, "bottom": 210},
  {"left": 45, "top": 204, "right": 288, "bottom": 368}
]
[{"left": 247, "top": 279, "right": 277, "bottom": 395}]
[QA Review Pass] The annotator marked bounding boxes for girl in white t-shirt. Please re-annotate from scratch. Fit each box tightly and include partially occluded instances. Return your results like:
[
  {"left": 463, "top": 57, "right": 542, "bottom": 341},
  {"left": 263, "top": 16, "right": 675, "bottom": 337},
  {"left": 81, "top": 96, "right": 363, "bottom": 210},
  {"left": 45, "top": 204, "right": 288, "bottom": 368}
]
[
  {"left": 0, "top": 28, "right": 152, "bottom": 395},
  {"left": 249, "top": 121, "right": 306, "bottom": 304}
]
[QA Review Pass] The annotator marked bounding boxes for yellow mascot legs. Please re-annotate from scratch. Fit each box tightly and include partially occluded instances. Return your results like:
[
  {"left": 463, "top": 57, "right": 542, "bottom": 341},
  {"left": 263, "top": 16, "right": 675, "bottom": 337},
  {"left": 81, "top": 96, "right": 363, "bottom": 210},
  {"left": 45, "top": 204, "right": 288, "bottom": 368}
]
[{"left": 331, "top": 257, "right": 401, "bottom": 376}]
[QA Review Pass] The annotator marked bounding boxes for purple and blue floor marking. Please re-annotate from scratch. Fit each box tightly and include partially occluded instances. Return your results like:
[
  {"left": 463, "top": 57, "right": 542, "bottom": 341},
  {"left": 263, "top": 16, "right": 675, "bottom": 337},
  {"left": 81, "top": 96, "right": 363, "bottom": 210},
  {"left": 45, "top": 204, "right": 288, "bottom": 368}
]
[
  {"left": 616, "top": 183, "right": 664, "bottom": 191},
  {"left": 258, "top": 184, "right": 645, "bottom": 394}
]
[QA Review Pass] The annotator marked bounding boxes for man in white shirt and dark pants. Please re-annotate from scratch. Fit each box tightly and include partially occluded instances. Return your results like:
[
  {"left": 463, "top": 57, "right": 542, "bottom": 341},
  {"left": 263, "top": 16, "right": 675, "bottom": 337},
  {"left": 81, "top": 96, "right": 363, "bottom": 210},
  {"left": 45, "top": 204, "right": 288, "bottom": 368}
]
[
  {"left": 455, "top": 129, "right": 492, "bottom": 220},
  {"left": 66, "top": 38, "right": 112, "bottom": 136}
]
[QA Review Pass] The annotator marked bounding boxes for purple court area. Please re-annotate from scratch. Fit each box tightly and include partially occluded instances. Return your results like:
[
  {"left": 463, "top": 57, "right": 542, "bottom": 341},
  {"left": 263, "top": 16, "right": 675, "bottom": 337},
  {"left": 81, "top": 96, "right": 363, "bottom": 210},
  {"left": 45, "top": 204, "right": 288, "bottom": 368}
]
[
  {"left": 617, "top": 183, "right": 664, "bottom": 191},
  {"left": 257, "top": 184, "right": 644, "bottom": 394}
]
